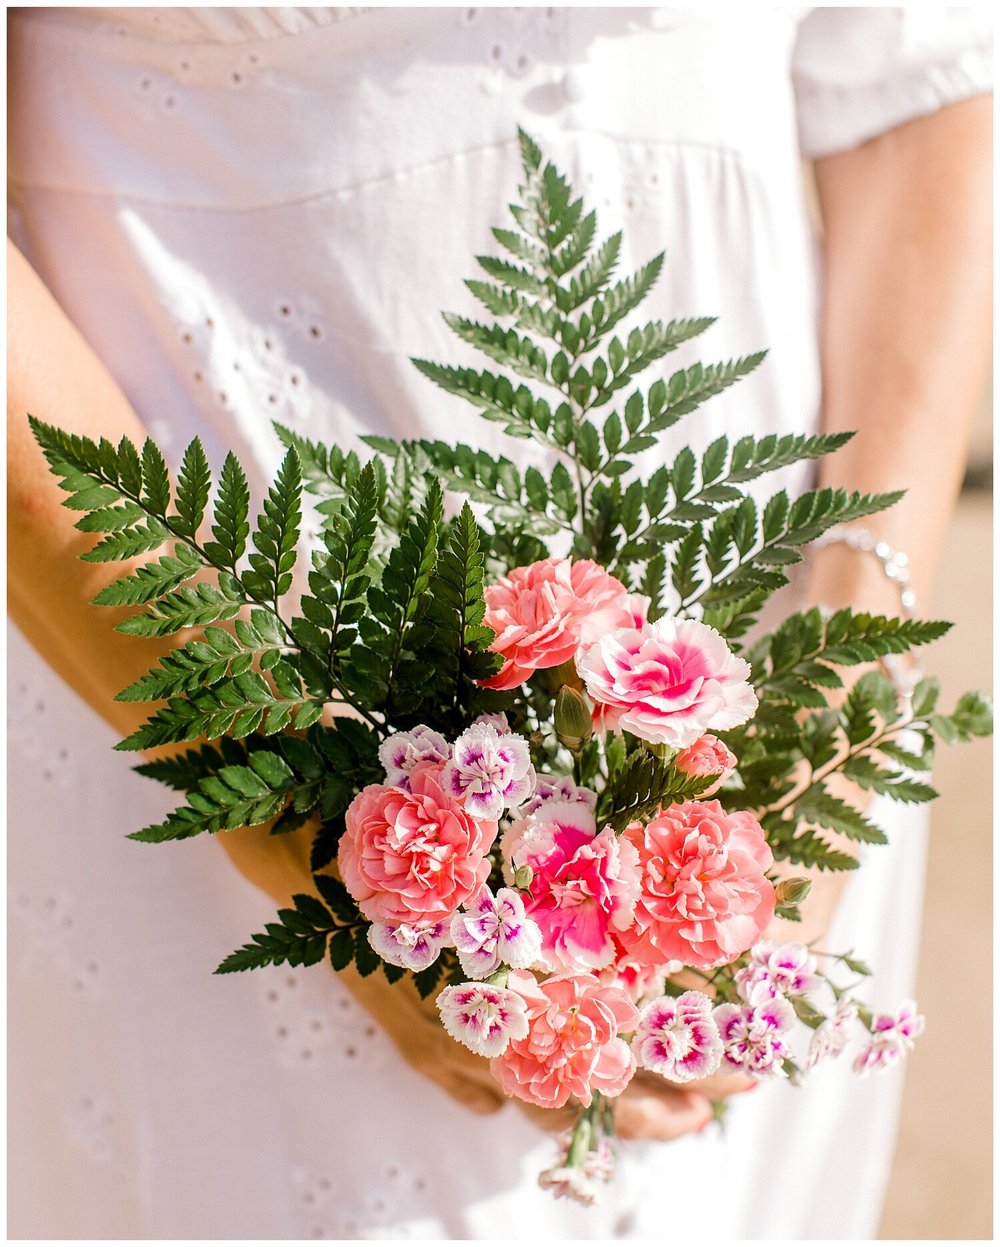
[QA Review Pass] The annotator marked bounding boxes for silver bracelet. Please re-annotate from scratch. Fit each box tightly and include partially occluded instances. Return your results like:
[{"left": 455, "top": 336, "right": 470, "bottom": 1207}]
[{"left": 812, "top": 524, "right": 918, "bottom": 618}]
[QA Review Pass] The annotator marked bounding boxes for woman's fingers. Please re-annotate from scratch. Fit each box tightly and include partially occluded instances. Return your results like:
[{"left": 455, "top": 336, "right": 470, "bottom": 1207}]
[{"left": 615, "top": 1083, "right": 713, "bottom": 1141}]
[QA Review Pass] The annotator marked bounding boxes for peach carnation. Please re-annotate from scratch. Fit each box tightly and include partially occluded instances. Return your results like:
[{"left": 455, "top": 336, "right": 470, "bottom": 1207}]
[
  {"left": 338, "top": 761, "right": 497, "bottom": 927},
  {"left": 618, "top": 801, "right": 775, "bottom": 970},
  {"left": 674, "top": 734, "right": 738, "bottom": 796},
  {"left": 490, "top": 970, "right": 639, "bottom": 1109},
  {"left": 577, "top": 617, "right": 757, "bottom": 748},
  {"left": 480, "top": 558, "right": 638, "bottom": 691}
]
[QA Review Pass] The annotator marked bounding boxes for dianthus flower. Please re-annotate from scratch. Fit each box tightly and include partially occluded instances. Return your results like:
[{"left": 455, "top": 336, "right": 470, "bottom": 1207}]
[
  {"left": 806, "top": 997, "right": 859, "bottom": 1070},
  {"left": 366, "top": 920, "right": 448, "bottom": 972},
  {"left": 450, "top": 885, "right": 542, "bottom": 978},
  {"left": 618, "top": 801, "right": 775, "bottom": 970},
  {"left": 378, "top": 725, "right": 451, "bottom": 789},
  {"left": 436, "top": 982, "right": 530, "bottom": 1059},
  {"left": 852, "top": 1000, "right": 925, "bottom": 1077},
  {"left": 735, "top": 941, "right": 821, "bottom": 1005},
  {"left": 490, "top": 971, "right": 639, "bottom": 1109},
  {"left": 674, "top": 734, "right": 738, "bottom": 796},
  {"left": 578, "top": 616, "right": 757, "bottom": 748},
  {"left": 713, "top": 996, "right": 796, "bottom": 1078},
  {"left": 338, "top": 761, "right": 497, "bottom": 927},
  {"left": 504, "top": 802, "right": 640, "bottom": 972},
  {"left": 480, "top": 558, "right": 639, "bottom": 691},
  {"left": 443, "top": 723, "right": 535, "bottom": 821},
  {"left": 631, "top": 991, "right": 723, "bottom": 1083}
]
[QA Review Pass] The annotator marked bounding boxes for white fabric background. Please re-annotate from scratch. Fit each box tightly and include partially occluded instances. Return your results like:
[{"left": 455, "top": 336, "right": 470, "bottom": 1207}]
[{"left": 7, "top": 6, "right": 991, "bottom": 1239}]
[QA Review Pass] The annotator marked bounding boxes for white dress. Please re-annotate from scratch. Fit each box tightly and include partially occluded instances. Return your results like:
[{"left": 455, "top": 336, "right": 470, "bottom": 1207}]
[{"left": 7, "top": 7, "right": 991, "bottom": 1239}]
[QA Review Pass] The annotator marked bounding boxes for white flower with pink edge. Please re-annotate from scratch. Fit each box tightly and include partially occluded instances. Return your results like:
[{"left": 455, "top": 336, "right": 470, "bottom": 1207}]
[
  {"left": 735, "top": 941, "right": 821, "bottom": 1005},
  {"left": 377, "top": 725, "right": 451, "bottom": 789},
  {"left": 537, "top": 1166, "right": 599, "bottom": 1206},
  {"left": 436, "top": 982, "right": 530, "bottom": 1059},
  {"left": 577, "top": 616, "right": 758, "bottom": 748},
  {"left": 806, "top": 997, "right": 859, "bottom": 1070},
  {"left": 367, "top": 920, "right": 448, "bottom": 972},
  {"left": 450, "top": 885, "right": 543, "bottom": 978},
  {"left": 714, "top": 996, "right": 796, "bottom": 1078},
  {"left": 522, "top": 774, "right": 598, "bottom": 818},
  {"left": 443, "top": 723, "right": 536, "bottom": 821},
  {"left": 852, "top": 1000, "right": 925, "bottom": 1077},
  {"left": 632, "top": 991, "right": 723, "bottom": 1083}
]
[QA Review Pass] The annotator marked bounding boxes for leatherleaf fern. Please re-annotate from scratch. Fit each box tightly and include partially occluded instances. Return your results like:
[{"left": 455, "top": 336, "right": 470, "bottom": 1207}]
[{"left": 31, "top": 129, "right": 990, "bottom": 1004}]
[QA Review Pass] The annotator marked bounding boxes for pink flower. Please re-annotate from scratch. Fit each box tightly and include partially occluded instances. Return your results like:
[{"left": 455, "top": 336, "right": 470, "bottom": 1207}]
[
  {"left": 714, "top": 996, "right": 796, "bottom": 1078},
  {"left": 632, "top": 991, "right": 723, "bottom": 1083},
  {"left": 443, "top": 723, "right": 535, "bottom": 820},
  {"left": 436, "top": 982, "right": 530, "bottom": 1059},
  {"left": 674, "top": 734, "right": 737, "bottom": 796},
  {"left": 735, "top": 941, "right": 821, "bottom": 1005},
  {"left": 366, "top": 920, "right": 448, "bottom": 972},
  {"left": 480, "top": 558, "right": 636, "bottom": 691},
  {"left": 618, "top": 802, "right": 775, "bottom": 970},
  {"left": 852, "top": 1000, "right": 925, "bottom": 1077},
  {"left": 522, "top": 774, "right": 598, "bottom": 818},
  {"left": 577, "top": 617, "right": 758, "bottom": 748},
  {"left": 378, "top": 725, "right": 451, "bottom": 789},
  {"left": 338, "top": 762, "right": 497, "bottom": 927},
  {"left": 807, "top": 997, "right": 859, "bottom": 1069},
  {"left": 490, "top": 971, "right": 639, "bottom": 1109},
  {"left": 450, "top": 885, "right": 543, "bottom": 978},
  {"left": 504, "top": 802, "right": 641, "bottom": 972},
  {"left": 598, "top": 935, "right": 672, "bottom": 1002}
]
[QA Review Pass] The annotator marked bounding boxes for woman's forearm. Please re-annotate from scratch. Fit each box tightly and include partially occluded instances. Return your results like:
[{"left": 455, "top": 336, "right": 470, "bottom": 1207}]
[
  {"left": 7, "top": 238, "right": 172, "bottom": 739},
  {"left": 807, "top": 94, "right": 992, "bottom": 612},
  {"left": 775, "top": 96, "right": 992, "bottom": 946}
]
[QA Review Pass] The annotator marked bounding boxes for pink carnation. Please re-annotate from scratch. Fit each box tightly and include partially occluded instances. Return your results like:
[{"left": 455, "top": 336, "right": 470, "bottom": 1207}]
[
  {"left": 578, "top": 617, "right": 758, "bottom": 748},
  {"left": 490, "top": 971, "right": 639, "bottom": 1109},
  {"left": 504, "top": 802, "right": 640, "bottom": 972},
  {"left": 632, "top": 991, "right": 723, "bottom": 1083},
  {"left": 338, "top": 761, "right": 497, "bottom": 927},
  {"left": 674, "top": 734, "right": 737, "bottom": 796},
  {"left": 480, "top": 558, "right": 636, "bottom": 691},
  {"left": 598, "top": 934, "right": 672, "bottom": 1002},
  {"left": 618, "top": 801, "right": 775, "bottom": 970}
]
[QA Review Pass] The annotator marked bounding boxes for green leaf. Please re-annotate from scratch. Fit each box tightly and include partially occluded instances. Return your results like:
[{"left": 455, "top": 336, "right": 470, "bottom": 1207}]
[
  {"left": 174, "top": 438, "right": 213, "bottom": 538},
  {"left": 204, "top": 452, "right": 251, "bottom": 570}
]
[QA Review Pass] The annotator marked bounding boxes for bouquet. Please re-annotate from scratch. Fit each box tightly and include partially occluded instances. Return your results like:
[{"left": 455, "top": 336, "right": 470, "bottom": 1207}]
[{"left": 30, "top": 131, "right": 990, "bottom": 1204}]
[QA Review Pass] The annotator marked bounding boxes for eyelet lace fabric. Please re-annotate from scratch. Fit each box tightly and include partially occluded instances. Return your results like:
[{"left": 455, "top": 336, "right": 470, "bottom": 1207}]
[{"left": 7, "top": 5, "right": 988, "bottom": 1238}]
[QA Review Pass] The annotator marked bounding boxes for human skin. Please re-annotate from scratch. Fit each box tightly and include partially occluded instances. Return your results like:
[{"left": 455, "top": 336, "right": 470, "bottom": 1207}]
[{"left": 7, "top": 95, "right": 991, "bottom": 1138}]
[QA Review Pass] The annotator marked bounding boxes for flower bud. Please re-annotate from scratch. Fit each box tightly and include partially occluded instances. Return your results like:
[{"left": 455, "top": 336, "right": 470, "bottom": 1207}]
[
  {"left": 775, "top": 876, "right": 812, "bottom": 906},
  {"left": 643, "top": 740, "right": 677, "bottom": 763},
  {"left": 513, "top": 864, "right": 534, "bottom": 891},
  {"left": 555, "top": 685, "right": 594, "bottom": 752}
]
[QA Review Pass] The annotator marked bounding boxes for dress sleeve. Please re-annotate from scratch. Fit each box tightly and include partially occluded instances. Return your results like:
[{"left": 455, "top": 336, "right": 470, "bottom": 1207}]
[{"left": 792, "top": 7, "right": 993, "bottom": 159}]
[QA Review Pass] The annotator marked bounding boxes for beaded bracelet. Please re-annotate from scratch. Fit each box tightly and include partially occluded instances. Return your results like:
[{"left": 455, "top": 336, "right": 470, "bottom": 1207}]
[
  {"left": 813, "top": 525, "right": 922, "bottom": 711},
  {"left": 812, "top": 524, "right": 918, "bottom": 618}
]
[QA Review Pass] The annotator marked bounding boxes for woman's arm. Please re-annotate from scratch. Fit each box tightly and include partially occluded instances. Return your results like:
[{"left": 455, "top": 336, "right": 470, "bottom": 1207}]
[{"left": 774, "top": 94, "right": 992, "bottom": 943}]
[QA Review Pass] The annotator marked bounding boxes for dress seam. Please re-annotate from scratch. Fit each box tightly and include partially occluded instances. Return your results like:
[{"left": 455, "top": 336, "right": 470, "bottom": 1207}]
[{"left": 8, "top": 135, "right": 761, "bottom": 214}]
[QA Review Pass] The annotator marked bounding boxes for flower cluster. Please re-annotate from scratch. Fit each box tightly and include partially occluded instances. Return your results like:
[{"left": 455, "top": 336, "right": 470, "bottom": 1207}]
[{"left": 331, "top": 557, "right": 926, "bottom": 1190}]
